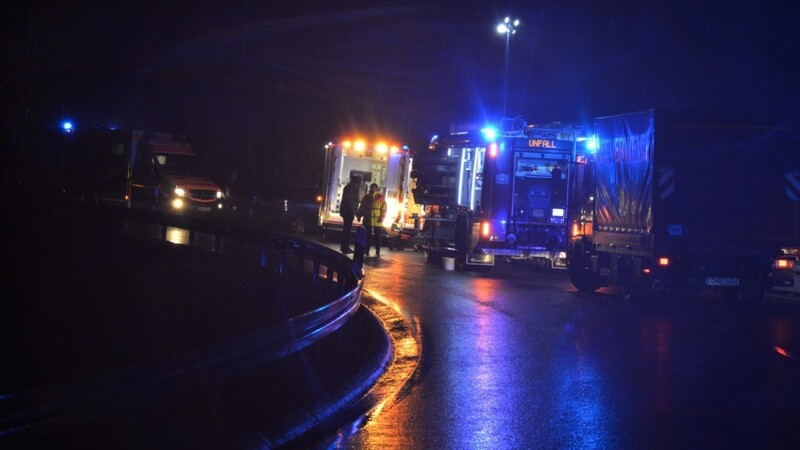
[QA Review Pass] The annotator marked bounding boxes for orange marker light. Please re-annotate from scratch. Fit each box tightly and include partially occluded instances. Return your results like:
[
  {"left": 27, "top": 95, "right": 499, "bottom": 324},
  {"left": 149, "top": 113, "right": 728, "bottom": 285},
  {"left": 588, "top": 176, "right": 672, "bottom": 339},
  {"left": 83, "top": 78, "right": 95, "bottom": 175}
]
[
  {"left": 481, "top": 221, "right": 491, "bottom": 237},
  {"left": 658, "top": 257, "right": 669, "bottom": 267}
]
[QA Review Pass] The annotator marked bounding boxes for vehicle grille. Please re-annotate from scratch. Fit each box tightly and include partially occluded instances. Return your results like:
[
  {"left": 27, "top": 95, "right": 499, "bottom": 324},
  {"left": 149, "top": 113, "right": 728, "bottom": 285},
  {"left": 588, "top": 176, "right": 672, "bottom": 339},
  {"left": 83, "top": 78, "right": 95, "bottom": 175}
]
[{"left": 189, "top": 189, "right": 217, "bottom": 201}]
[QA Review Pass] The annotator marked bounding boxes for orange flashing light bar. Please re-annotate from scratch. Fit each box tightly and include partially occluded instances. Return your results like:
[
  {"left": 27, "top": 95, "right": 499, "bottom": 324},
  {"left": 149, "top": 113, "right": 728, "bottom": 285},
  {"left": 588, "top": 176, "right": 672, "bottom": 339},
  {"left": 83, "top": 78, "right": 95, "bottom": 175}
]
[{"left": 338, "top": 138, "right": 404, "bottom": 154}]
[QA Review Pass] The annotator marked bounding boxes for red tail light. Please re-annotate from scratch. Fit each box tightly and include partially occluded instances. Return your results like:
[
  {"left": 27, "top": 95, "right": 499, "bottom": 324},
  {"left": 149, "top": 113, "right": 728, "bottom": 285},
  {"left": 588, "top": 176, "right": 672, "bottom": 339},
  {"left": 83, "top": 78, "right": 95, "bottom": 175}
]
[{"left": 488, "top": 143, "right": 498, "bottom": 158}]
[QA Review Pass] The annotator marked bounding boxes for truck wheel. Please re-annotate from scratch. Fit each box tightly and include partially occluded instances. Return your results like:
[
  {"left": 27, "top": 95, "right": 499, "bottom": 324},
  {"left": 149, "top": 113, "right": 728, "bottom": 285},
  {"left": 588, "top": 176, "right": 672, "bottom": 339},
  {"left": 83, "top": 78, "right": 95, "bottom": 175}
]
[
  {"left": 621, "top": 258, "right": 640, "bottom": 302},
  {"left": 568, "top": 240, "right": 600, "bottom": 293},
  {"left": 288, "top": 217, "right": 306, "bottom": 234}
]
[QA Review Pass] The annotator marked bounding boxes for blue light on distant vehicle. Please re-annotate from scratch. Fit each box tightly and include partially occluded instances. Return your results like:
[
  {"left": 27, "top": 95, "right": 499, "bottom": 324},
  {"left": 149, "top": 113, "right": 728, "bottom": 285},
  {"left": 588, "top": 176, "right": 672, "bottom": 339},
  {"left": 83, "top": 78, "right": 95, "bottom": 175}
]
[
  {"left": 586, "top": 135, "right": 598, "bottom": 152},
  {"left": 481, "top": 127, "right": 498, "bottom": 141},
  {"left": 61, "top": 121, "right": 74, "bottom": 133}
]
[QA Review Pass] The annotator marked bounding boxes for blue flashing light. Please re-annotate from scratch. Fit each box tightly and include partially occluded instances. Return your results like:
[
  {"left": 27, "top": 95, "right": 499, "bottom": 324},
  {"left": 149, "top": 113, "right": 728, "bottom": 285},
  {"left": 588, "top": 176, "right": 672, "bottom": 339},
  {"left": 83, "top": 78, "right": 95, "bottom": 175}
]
[
  {"left": 586, "top": 135, "right": 598, "bottom": 152},
  {"left": 481, "top": 127, "right": 498, "bottom": 142},
  {"left": 61, "top": 120, "right": 74, "bottom": 133}
]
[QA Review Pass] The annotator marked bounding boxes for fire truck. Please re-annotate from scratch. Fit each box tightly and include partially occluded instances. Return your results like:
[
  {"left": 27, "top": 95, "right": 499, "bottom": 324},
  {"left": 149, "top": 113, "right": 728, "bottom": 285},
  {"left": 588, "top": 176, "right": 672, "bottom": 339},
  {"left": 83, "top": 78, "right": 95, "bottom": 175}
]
[
  {"left": 318, "top": 138, "right": 414, "bottom": 237},
  {"left": 478, "top": 121, "right": 595, "bottom": 270},
  {"left": 411, "top": 124, "right": 494, "bottom": 267},
  {"left": 412, "top": 120, "right": 593, "bottom": 269},
  {"left": 59, "top": 128, "right": 224, "bottom": 214}
]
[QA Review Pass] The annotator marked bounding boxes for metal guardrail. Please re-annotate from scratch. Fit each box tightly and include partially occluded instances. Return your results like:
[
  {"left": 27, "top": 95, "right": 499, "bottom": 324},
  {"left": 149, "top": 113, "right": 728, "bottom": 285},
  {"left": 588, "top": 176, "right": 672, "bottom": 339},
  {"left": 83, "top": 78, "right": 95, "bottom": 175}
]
[{"left": 0, "top": 202, "right": 365, "bottom": 438}]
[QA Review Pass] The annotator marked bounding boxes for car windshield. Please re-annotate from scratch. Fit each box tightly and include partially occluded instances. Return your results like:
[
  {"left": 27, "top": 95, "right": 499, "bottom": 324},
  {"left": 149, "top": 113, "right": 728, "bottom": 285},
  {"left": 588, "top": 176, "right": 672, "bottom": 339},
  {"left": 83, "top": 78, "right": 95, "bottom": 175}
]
[{"left": 156, "top": 153, "right": 197, "bottom": 177}]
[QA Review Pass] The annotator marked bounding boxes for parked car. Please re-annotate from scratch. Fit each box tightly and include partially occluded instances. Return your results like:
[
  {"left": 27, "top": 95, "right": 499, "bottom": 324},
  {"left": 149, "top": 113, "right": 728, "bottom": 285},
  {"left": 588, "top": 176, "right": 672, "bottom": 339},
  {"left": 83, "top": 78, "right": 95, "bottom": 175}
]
[{"left": 247, "top": 185, "right": 322, "bottom": 235}]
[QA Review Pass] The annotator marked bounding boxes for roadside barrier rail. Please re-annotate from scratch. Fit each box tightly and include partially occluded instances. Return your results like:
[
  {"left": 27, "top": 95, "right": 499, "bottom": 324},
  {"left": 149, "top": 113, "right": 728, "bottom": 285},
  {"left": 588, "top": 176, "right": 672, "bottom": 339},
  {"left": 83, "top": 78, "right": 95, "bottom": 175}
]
[{"left": 0, "top": 201, "right": 364, "bottom": 438}]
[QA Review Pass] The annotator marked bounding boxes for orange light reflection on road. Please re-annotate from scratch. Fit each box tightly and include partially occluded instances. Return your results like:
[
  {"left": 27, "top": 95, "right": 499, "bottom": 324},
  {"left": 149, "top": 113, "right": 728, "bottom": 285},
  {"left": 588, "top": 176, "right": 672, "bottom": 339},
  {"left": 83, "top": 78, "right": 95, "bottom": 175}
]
[
  {"left": 639, "top": 319, "right": 673, "bottom": 413},
  {"left": 165, "top": 227, "right": 189, "bottom": 245}
]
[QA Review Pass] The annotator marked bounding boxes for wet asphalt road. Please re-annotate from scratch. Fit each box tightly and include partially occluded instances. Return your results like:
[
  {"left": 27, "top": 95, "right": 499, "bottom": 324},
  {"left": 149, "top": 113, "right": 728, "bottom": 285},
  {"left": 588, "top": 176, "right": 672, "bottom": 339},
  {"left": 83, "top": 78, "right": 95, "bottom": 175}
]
[{"left": 334, "top": 248, "right": 800, "bottom": 449}]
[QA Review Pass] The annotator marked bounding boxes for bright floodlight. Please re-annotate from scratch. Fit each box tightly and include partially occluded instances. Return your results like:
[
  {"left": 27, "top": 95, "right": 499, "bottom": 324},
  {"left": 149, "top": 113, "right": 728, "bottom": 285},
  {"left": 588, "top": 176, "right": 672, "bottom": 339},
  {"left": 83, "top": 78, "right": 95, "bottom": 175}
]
[
  {"left": 61, "top": 121, "right": 73, "bottom": 133},
  {"left": 497, "top": 17, "right": 519, "bottom": 35}
]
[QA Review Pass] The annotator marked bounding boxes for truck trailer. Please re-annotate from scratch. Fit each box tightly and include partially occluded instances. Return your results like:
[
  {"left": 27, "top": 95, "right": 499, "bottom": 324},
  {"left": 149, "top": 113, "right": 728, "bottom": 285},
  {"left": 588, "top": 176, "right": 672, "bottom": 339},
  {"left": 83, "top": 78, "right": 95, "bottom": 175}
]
[
  {"left": 59, "top": 129, "right": 224, "bottom": 214},
  {"left": 567, "top": 109, "right": 800, "bottom": 301}
]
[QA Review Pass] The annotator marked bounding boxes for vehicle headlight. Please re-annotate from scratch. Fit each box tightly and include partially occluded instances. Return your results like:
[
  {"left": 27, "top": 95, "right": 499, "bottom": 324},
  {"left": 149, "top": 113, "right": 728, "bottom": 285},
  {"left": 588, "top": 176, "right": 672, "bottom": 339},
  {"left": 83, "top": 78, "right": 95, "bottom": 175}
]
[
  {"left": 216, "top": 190, "right": 223, "bottom": 199},
  {"left": 174, "top": 187, "right": 186, "bottom": 197},
  {"left": 172, "top": 198, "right": 184, "bottom": 209}
]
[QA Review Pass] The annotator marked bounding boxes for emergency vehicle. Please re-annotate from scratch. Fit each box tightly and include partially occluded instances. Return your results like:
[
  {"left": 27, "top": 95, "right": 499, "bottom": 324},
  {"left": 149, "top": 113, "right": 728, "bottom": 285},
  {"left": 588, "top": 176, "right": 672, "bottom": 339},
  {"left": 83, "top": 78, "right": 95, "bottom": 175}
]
[
  {"left": 318, "top": 138, "right": 414, "bottom": 237},
  {"left": 478, "top": 121, "right": 594, "bottom": 270},
  {"left": 412, "top": 124, "right": 494, "bottom": 267},
  {"left": 412, "top": 120, "right": 593, "bottom": 269},
  {"left": 59, "top": 128, "right": 224, "bottom": 214}
]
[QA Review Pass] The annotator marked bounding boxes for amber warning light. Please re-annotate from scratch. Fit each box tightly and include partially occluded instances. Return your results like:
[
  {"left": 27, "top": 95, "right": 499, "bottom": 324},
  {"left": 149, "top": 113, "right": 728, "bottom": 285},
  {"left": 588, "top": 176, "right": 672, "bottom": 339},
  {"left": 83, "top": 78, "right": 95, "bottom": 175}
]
[
  {"left": 481, "top": 221, "right": 491, "bottom": 237},
  {"left": 658, "top": 257, "right": 670, "bottom": 267}
]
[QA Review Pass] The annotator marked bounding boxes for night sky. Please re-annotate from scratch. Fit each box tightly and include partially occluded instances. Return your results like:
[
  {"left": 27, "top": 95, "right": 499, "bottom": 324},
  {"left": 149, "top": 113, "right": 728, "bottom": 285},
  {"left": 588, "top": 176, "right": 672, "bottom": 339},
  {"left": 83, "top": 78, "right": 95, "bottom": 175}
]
[{"left": 3, "top": 1, "right": 797, "bottom": 193}]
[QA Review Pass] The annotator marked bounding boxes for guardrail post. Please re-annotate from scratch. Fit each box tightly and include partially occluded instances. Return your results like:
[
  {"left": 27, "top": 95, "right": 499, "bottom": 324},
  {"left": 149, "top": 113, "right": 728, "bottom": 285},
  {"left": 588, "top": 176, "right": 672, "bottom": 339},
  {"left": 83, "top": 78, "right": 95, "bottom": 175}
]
[
  {"left": 296, "top": 242, "right": 305, "bottom": 276},
  {"left": 279, "top": 240, "right": 287, "bottom": 275},
  {"left": 353, "top": 227, "right": 366, "bottom": 278},
  {"left": 312, "top": 252, "right": 321, "bottom": 289}
]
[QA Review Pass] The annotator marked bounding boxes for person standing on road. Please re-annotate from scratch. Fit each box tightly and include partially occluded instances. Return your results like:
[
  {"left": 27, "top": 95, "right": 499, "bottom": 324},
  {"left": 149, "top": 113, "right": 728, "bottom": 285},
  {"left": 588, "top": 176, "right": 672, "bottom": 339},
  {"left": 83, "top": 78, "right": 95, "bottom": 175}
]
[
  {"left": 358, "top": 183, "right": 386, "bottom": 257},
  {"left": 340, "top": 174, "right": 361, "bottom": 254}
]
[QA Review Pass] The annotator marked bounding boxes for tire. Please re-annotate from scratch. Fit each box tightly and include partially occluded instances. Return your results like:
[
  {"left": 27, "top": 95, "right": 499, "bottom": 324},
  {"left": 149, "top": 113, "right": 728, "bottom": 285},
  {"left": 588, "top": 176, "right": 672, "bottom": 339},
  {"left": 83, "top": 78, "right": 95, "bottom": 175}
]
[
  {"left": 621, "top": 257, "right": 639, "bottom": 302},
  {"left": 568, "top": 240, "right": 600, "bottom": 293},
  {"left": 288, "top": 217, "right": 306, "bottom": 234}
]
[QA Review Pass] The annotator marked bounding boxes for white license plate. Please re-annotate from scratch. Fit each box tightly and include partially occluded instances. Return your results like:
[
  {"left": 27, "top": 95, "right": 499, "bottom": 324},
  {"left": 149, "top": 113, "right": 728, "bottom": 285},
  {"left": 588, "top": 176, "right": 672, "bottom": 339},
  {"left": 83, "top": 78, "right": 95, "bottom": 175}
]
[
  {"left": 706, "top": 277, "right": 740, "bottom": 286},
  {"left": 198, "top": 206, "right": 211, "bottom": 212}
]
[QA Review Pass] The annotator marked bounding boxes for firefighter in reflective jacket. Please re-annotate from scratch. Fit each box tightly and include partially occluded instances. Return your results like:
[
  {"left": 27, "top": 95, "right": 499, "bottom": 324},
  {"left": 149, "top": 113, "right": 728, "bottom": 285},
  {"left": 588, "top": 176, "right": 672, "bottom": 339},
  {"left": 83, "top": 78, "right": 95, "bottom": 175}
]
[{"left": 358, "top": 183, "right": 386, "bottom": 257}]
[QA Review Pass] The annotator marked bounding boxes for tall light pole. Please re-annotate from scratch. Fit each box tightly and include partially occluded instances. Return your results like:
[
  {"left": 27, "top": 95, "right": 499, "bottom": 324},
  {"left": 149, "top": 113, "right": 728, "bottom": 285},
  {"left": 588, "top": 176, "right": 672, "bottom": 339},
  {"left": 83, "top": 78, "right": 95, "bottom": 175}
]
[{"left": 497, "top": 17, "right": 519, "bottom": 118}]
